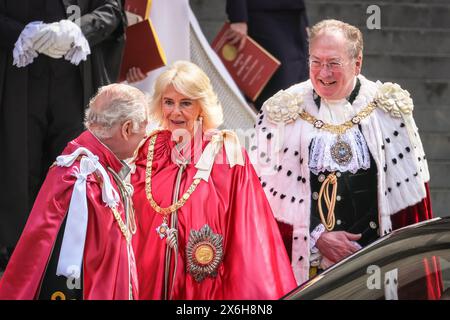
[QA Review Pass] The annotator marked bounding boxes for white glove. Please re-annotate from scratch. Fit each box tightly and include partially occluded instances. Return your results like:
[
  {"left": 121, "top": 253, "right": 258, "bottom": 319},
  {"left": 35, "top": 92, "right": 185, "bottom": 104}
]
[
  {"left": 32, "top": 21, "right": 75, "bottom": 59},
  {"left": 13, "top": 21, "right": 43, "bottom": 67},
  {"left": 61, "top": 19, "right": 91, "bottom": 65},
  {"left": 13, "top": 20, "right": 90, "bottom": 67}
]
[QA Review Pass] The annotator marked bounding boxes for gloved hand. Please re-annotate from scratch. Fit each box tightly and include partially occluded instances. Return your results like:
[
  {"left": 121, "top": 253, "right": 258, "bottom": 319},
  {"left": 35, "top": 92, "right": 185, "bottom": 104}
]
[
  {"left": 13, "top": 21, "right": 43, "bottom": 67},
  {"left": 32, "top": 20, "right": 76, "bottom": 59}
]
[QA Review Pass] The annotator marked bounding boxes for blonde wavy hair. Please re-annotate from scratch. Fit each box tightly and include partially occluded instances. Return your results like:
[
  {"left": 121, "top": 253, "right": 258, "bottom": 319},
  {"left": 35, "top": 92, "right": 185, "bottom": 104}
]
[{"left": 149, "top": 60, "right": 224, "bottom": 131}]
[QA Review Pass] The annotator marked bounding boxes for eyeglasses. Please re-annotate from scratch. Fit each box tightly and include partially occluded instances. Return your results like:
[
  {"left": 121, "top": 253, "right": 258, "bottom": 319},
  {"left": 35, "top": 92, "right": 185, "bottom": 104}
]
[{"left": 309, "top": 59, "right": 348, "bottom": 72}]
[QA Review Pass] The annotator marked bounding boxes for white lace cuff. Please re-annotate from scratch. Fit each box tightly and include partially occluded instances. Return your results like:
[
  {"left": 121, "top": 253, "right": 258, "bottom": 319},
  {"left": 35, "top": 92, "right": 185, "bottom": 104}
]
[
  {"left": 310, "top": 223, "right": 326, "bottom": 253},
  {"left": 60, "top": 20, "right": 91, "bottom": 65},
  {"left": 13, "top": 21, "right": 43, "bottom": 67}
]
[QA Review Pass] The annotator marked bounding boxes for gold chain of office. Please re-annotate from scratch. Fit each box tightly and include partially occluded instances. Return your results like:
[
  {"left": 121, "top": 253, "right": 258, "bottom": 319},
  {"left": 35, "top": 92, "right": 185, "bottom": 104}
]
[
  {"left": 298, "top": 100, "right": 378, "bottom": 134},
  {"left": 145, "top": 133, "right": 201, "bottom": 217}
]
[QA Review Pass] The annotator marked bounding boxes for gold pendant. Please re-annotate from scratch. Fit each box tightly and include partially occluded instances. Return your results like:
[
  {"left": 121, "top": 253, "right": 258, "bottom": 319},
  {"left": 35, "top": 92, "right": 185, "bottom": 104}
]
[
  {"left": 330, "top": 135, "right": 353, "bottom": 165},
  {"left": 186, "top": 224, "right": 224, "bottom": 282}
]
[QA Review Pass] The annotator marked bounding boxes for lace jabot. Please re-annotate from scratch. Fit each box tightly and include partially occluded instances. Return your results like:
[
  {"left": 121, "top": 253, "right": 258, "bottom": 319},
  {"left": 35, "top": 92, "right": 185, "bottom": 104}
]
[
  {"left": 308, "top": 126, "right": 371, "bottom": 175},
  {"left": 308, "top": 78, "right": 371, "bottom": 174}
]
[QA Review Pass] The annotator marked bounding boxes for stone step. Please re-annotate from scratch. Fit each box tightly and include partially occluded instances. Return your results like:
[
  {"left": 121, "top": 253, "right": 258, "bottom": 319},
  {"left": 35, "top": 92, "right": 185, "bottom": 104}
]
[
  {"left": 192, "top": 8, "right": 450, "bottom": 53},
  {"left": 305, "top": 1, "right": 450, "bottom": 30},
  {"left": 190, "top": 0, "right": 226, "bottom": 22},
  {"left": 198, "top": 21, "right": 224, "bottom": 43},
  {"left": 190, "top": 0, "right": 226, "bottom": 40},
  {"left": 414, "top": 106, "right": 450, "bottom": 133},
  {"left": 380, "top": 79, "right": 450, "bottom": 107},
  {"left": 429, "top": 189, "right": 450, "bottom": 218},
  {"left": 192, "top": 0, "right": 246, "bottom": 21},
  {"left": 420, "top": 132, "right": 450, "bottom": 160},
  {"left": 191, "top": 1, "right": 450, "bottom": 34},
  {"left": 428, "top": 161, "right": 450, "bottom": 189},
  {"left": 362, "top": 29, "right": 450, "bottom": 56},
  {"left": 363, "top": 54, "right": 450, "bottom": 80}
]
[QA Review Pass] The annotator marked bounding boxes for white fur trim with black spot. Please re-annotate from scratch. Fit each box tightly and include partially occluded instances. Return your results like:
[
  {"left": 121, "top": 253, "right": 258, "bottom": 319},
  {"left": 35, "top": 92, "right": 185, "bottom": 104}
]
[{"left": 249, "top": 75, "right": 429, "bottom": 285}]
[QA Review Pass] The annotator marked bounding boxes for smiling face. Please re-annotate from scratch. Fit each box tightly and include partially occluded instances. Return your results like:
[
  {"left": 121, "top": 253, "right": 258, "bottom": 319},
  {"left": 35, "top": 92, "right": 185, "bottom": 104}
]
[
  {"left": 161, "top": 84, "right": 202, "bottom": 136},
  {"left": 309, "top": 31, "right": 362, "bottom": 100}
]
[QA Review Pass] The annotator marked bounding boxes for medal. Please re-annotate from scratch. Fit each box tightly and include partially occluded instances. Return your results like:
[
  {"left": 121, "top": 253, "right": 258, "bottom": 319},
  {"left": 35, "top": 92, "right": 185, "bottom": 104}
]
[
  {"left": 330, "top": 135, "right": 353, "bottom": 165},
  {"left": 156, "top": 219, "right": 169, "bottom": 239},
  {"left": 186, "top": 224, "right": 223, "bottom": 282}
]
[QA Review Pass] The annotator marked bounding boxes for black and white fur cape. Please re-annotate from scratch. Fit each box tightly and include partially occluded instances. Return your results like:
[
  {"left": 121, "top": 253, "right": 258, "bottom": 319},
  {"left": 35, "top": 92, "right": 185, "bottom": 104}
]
[{"left": 249, "top": 75, "right": 430, "bottom": 285}]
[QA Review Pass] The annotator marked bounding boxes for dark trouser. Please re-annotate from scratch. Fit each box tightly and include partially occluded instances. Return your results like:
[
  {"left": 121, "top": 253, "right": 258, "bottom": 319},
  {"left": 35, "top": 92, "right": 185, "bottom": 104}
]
[
  {"left": 27, "top": 56, "right": 84, "bottom": 209},
  {"left": 0, "top": 55, "right": 84, "bottom": 253}
]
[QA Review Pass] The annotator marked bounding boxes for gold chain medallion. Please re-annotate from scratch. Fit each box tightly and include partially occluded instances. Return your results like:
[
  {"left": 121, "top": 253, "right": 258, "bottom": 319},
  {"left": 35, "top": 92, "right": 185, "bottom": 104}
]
[
  {"left": 145, "top": 133, "right": 201, "bottom": 239},
  {"left": 330, "top": 136, "right": 353, "bottom": 165},
  {"left": 299, "top": 101, "right": 377, "bottom": 166}
]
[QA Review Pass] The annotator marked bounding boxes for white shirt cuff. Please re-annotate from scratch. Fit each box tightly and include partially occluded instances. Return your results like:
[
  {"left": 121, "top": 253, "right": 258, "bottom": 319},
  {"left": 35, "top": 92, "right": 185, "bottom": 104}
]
[{"left": 310, "top": 223, "right": 326, "bottom": 252}]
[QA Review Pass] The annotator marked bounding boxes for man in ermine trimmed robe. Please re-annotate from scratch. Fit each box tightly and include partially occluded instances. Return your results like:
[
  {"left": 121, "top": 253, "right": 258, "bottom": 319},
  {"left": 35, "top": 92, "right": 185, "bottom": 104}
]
[{"left": 251, "top": 19, "right": 441, "bottom": 299}]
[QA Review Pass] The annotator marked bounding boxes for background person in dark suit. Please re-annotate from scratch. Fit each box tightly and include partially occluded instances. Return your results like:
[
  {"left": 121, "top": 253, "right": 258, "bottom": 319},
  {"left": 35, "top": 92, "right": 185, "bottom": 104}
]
[
  {"left": 0, "top": 0, "right": 127, "bottom": 272},
  {"left": 225, "top": 0, "right": 310, "bottom": 110}
]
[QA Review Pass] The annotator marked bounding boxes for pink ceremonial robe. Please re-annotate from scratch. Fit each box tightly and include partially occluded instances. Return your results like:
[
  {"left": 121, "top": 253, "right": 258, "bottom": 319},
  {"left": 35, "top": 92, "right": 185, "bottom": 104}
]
[
  {"left": 0, "top": 131, "right": 137, "bottom": 300},
  {"left": 132, "top": 130, "right": 297, "bottom": 300}
]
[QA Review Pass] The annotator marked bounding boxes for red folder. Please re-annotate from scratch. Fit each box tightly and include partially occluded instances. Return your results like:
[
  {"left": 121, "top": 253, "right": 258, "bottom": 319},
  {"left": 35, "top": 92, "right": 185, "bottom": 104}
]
[
  {"left": 119, "top": 19, "right": 167, "bottom": 82},
  {"left": 212, "top": 23, "right": 281, "bottom": 101}
]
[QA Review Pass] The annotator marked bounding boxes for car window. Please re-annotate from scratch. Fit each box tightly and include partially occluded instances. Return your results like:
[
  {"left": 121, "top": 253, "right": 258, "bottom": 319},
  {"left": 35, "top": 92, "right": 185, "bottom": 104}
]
[{"left": 312, "top": 249, "right": 450, "bottom": 300}]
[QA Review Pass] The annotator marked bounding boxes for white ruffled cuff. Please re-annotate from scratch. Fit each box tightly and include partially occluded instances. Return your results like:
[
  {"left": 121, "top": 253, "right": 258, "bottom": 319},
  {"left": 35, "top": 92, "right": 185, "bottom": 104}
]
[
  {"left": 310, "top": 223, "right": 326, "bottom": 253},
  {"left": 60, "top": 20, "right": 91, "bottom": 65},
  {"left": 13, "top": 21, "right": 43, "bottom": 68}
]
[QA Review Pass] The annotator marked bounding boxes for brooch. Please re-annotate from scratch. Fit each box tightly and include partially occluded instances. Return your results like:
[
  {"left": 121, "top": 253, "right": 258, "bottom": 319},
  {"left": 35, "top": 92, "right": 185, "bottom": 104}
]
[
  {"left": 186, "top": 224, "right": 224, "bottom": 282},
  {"left": 330, "top": 136, "right": 353, "bottom": 165}
]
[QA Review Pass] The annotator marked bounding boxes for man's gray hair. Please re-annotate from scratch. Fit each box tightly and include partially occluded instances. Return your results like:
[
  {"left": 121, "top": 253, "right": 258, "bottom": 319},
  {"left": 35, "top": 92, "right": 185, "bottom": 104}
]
[
  {"left": 84, "top": 83, "right": 149, "bottom": 139},
  {"left": 310, "top": 19, "right": 364, "bottom": 59}
]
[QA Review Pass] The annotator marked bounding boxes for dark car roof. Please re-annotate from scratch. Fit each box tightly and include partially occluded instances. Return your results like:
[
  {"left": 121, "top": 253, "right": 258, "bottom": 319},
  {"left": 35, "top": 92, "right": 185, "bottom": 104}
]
[{"left": 284, "top": 217, "right": 450, "bottom": 300}]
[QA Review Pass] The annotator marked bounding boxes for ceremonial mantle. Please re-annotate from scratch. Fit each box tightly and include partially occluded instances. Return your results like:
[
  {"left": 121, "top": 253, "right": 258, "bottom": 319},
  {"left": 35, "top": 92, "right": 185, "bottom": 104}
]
[
  {"left": 132, "top": 130, "right": 296, "bottom": 300},
  {"left": 251, "top": 75, "right": 431, "bottom": 284},
  {"left": 0, "top": 131, "right": 138, "bottom": 300}
]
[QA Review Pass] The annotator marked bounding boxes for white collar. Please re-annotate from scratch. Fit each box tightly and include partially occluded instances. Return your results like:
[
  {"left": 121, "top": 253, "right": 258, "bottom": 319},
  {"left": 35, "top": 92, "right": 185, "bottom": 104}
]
[{"left": 318, "top": 77, "right": 358, "bottom": 124}]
